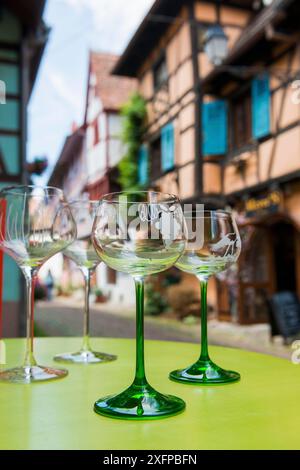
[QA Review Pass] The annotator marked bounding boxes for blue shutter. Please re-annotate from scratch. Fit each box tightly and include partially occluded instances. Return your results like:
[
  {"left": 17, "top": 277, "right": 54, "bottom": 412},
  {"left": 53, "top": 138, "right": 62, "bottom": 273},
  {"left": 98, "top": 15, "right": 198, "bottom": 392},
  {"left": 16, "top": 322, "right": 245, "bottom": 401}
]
[
  {"left": 138, "top": 145, "right": 148, "bottom": 185},
  {"left": 0, "top": 135, "right": 20, "bottom": 175},
  {"left": 252, "top": 74, "right": 270, "bottom": 139},
  {"left": 161, "top": 122, "right": 175, "bottom": 172},
  {"left": 3, "top": 255, "right": 21, "bottom": 302},
  {"left": 202, "top": 100, "right": 228, "bottom": 156}
]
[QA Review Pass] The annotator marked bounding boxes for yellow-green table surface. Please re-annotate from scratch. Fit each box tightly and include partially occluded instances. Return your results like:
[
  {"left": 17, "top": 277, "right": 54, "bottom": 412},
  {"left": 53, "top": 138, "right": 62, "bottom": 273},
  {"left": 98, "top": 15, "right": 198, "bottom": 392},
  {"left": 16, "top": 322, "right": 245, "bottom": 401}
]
[{"left": 0, "top": 337, "right": 298, "bottom": 450}]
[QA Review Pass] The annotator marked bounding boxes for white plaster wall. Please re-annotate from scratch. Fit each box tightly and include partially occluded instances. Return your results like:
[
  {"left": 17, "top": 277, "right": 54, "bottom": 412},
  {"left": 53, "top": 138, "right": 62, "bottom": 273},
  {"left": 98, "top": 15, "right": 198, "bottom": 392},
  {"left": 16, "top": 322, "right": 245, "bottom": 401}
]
[
  {"left": 86, "top": 141, "right": 106, "bottom": 179},
  {"left": 108, "top": 138, "right": 124, "bottom": 167},
  {"left": 96, "top": 264, "right": 134, "bottom": 306}
]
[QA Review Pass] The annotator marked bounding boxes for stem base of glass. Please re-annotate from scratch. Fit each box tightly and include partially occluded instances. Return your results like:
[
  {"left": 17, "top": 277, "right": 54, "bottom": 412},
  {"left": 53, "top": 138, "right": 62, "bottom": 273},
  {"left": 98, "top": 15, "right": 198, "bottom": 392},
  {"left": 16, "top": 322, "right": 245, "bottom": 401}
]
[
  {"left": 94, "top": 382, "right": 186, "bottom": 420},
  {"left": 54, "top": 349, "right": 117, "bottom": 364},
  {"left": 0, "top": 365, "right": 68, "bottom": 384},
  {"left": 169, "top": 359, "right": 240, "bottom": 385}
]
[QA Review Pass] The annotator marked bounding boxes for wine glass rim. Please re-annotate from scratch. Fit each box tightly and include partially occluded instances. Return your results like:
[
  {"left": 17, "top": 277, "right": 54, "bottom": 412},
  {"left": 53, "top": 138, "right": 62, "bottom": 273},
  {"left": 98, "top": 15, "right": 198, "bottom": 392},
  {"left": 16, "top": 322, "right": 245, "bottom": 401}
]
[
  {"left": 69, "top": 199, "right": 99, "bottom": 206},
  {"left": 184, "top": 209, "right": 233, "bottom": 219},
  {"left": 99, "top": 191, "right": 179, "bottom": 204},
  {"left": 0, "top": 185, "right": 64, "bottom": 197}
]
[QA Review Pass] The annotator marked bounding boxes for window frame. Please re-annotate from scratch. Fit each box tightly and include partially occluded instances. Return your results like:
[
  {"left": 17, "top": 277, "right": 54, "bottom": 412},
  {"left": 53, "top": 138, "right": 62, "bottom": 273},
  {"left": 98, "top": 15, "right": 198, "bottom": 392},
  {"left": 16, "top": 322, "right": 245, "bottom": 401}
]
[
  {"left": 152, "top": 52, "right": 169, "bottom": 91},
  {"left": 149, "top": 132, "right": 162, "bottom": 182},
  {"left": 229, "top": 84, "right": 253, "bottom": 153}
]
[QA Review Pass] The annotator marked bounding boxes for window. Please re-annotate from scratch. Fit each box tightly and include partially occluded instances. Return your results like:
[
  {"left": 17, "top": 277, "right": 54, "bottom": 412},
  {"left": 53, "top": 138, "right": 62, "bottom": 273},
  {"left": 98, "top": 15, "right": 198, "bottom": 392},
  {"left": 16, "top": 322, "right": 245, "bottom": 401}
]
[
  {"left": 231, "top": 89, "right": 252, "bottom": 150},
  {"left": 161, "top": 122, "right": 175, "bottom": 172},
  {"left": 149, "top": 135, "right": 162, "bottom": 181},
  {"left": 94, "top": 118, "right": 99, "bottom": 145},
  {"left": 153, "top": 54, "right": 168, "bottom": 90},
  {"left": 107, "top": 267, "right": 116, "bottom": 285},
  {"left": 202, "top": 101, "right": 228, "bottom": 156},
  {"left": 138, "top": 145, "right": 148, "bottom": 185},
  {"left": 251, "top": 74, "right": 271, "bottom": 139}
]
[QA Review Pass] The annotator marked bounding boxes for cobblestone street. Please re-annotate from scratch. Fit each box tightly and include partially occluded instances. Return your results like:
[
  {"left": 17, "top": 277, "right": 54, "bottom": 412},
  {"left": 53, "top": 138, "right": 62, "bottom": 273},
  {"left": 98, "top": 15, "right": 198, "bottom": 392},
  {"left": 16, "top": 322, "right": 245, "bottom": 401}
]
[
  {"left": 35, "top": 299, "right": 196, "bottom": 343},
  {"left": 35, "top": 298, "right": 292, "bottom": 360}
]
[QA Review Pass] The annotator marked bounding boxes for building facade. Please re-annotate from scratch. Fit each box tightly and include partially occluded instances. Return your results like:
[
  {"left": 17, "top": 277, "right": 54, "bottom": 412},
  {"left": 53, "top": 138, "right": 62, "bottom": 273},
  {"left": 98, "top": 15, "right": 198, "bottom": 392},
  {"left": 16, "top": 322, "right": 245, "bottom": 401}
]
[
  {"left": 84, "top": 52, "right": 136, "bottom": 199},
  {"left": 0, "top": 0, "right": 48, "bottom": 336},
  {"left": 84, "top": 52, "right": 136, "bottom": 304},
  {"left": 114, "top": 0, "right": 300, "bottom": 324},
  {"left": 48, "top": 52, "right": 136, "bottom": 304}
]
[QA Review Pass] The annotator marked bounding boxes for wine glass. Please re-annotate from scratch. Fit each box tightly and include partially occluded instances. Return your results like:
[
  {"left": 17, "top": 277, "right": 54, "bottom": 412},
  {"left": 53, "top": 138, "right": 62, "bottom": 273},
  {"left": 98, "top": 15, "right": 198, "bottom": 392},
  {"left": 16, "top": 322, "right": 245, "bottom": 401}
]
[
  {"left": 170, "top": 210, "right": 242, "bottom": 385},
  {"left": 54, "top": 200, "right": 117, "bottom": 364},
  {"left": 0, "top": 185, "right": 76, "bottom": 383},
  {"left": 92, "top": 191, "right": 187, "bottom": 419}
]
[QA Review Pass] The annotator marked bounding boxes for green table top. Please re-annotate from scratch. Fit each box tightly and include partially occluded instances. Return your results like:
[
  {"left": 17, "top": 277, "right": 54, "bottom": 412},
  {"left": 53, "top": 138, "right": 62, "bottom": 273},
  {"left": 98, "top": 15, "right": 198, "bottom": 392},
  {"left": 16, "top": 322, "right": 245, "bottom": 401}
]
[{"left": 0, "top": 337, "right": 298, "bottom": 450}]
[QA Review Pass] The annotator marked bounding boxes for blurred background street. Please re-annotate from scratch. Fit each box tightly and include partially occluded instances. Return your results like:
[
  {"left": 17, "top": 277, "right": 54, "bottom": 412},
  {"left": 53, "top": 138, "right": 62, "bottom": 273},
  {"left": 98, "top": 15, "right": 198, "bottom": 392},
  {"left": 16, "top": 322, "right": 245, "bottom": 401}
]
[
  {"left": 35, "top": 297, "right": 290, "bottom": 359},
  {"left": 1, "top": 0, "right": 300, "bottom": 357}
]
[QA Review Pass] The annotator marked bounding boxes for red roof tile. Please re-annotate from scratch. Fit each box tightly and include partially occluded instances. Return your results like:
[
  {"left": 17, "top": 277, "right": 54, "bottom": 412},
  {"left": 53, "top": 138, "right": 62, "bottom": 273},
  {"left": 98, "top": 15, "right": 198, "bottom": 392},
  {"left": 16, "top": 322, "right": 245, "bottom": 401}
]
[{"left": 90, "top": 51, "right": 136, "bottom": 111}]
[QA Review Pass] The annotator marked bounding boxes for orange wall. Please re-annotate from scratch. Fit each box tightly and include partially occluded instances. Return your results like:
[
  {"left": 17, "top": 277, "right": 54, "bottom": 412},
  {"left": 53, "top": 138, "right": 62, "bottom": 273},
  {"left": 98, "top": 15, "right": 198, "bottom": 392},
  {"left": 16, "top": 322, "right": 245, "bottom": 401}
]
[
  {"left": 136, "top": 1, "right": 254, "bottom": 200},
  {"left": 138, "top": 5, "right": 197, "bottom": 199},
  {"left": 195, "top": 2, "right": 252, "bottom": 79},
  {"left": 203, "top": 163, "right": 222, "bottom": 194},
  {"left": 223, "top": 46, "right": 300, "bottom": 195},
  {"left": 136, "top": 2, "right": 300, "bottom": 203}
]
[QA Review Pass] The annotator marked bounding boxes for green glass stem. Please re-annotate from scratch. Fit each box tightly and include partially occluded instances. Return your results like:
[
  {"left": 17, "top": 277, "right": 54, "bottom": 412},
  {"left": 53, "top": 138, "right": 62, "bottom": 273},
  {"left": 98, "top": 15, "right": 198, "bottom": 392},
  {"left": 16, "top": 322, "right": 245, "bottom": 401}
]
[
  {"left": 22, "top": 267, "right": 38, "bottom": 368},
  {"left": 81, "top": 267, "right": 92, "bottom": 352},
  {"left": 133, "top": 277, "right": 147, "bottom": 387},
  {"left": 169, "top": 275, "right": 240, "bottom": 385},
  {"left": 94, "top": 275, "right": 185, "bottom": 419},
  {"left": 199, "top": 279, "right": 210, "bottom": 362}
]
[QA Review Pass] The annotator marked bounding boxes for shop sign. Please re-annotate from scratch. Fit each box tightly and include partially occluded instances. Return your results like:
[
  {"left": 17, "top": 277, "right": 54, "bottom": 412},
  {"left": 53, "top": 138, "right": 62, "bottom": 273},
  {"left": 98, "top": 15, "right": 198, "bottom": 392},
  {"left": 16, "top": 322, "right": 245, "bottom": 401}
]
[{"left": 245, "top": 190, "right": 283, "bottom": 217}]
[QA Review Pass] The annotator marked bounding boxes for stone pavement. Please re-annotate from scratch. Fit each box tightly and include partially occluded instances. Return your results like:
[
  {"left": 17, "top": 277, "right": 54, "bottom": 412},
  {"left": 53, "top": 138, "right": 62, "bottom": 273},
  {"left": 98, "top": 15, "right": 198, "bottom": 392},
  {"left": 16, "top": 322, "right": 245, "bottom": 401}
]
[
  {"left": 35, "top": 299, "right": 195, "bottom": 343},
  {"left": 35, "top": 298, "right": 292, "bottom": 360}
]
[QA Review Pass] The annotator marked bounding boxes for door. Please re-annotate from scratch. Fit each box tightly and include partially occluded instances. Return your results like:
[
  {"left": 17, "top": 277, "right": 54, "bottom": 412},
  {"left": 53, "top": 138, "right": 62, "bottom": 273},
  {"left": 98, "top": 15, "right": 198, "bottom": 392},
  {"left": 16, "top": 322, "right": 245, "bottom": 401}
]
[
  {"left": 239, "top": 221, "right": 298, "bottom": 324},
  {"left": 239, "top": 226, "right": 274, "bottom": 324}
]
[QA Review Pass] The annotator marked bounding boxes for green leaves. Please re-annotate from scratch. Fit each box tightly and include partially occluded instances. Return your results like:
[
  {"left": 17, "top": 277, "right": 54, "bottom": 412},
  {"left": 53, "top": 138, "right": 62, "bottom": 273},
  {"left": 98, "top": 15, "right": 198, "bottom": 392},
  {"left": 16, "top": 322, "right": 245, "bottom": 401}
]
[{"left": 117, "top": 93, "right": 147, "bottom": 191}]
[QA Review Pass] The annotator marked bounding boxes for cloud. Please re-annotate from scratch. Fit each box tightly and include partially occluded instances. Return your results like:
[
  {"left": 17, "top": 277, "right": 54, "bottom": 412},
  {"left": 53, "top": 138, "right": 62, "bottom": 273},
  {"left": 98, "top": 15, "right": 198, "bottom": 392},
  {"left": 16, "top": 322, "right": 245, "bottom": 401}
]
[
  {"left": 48, "top": 71, "right": 77, "bottom": 110},
  {"left": 58, "top": 0, "right": 154, "bottom": 53},
  {"left": 29, "top": 0, "right": 154, "bottom": 182}
]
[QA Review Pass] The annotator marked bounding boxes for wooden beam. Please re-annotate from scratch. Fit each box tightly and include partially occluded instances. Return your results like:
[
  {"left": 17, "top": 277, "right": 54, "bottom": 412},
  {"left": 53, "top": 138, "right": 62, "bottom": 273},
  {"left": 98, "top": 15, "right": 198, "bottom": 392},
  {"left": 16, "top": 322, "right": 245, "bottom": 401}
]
[{"left": 188, "top": 2, "right": 203, "bottom": 196}]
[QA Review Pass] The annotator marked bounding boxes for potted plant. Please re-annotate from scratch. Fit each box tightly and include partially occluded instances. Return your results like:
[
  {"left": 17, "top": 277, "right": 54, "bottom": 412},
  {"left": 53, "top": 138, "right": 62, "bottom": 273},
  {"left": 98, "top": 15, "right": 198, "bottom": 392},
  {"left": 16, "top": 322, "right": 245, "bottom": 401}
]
[{"left": 94, "top": 287, "right": 106, "bottom": 303}]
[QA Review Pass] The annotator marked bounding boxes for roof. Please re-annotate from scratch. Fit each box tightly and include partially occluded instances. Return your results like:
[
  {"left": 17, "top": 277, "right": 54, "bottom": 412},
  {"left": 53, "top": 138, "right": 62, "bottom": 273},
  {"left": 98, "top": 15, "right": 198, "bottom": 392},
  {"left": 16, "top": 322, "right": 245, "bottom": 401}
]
[
  {"left": 113, "top": 0, "right": 259, "bottom": 77},
  {"left": 89, "top": 52, "right": 136, "bottom": 111},
  {"left": 1, "top": 0, "right": 46, "bottom": 31},
  {"left": 48, "top": 127, "right": 85, "bottom": 188}
]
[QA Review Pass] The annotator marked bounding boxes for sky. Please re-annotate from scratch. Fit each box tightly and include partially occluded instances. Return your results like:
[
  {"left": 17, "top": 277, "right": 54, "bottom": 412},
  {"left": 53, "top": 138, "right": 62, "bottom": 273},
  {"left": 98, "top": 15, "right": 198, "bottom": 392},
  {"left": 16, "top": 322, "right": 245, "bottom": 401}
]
[{"left": 28, "top": 0, "right": 154, "bottom": 184}]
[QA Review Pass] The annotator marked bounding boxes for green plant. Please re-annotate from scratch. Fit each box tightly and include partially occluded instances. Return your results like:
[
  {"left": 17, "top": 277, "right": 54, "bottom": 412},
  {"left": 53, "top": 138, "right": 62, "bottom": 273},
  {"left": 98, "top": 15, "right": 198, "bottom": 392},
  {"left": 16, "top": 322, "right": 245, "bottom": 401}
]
[
  {"left": 145, "top": 283, "right": 169, "bottom": 316},
  {"left": 167, "top": 286, "right": 200, "bottom": 320},
  {"left": 55, "top": 283, "right": 75, "bottom": 297},
  {"left": 162, "top": 270, "right": 181, "bottom": 287},
  {"left": 93, "top": 287, "right": 104, "bottom": 297},
  {"left": 117, "top": 92, "right": 147, "bottom": 190}
]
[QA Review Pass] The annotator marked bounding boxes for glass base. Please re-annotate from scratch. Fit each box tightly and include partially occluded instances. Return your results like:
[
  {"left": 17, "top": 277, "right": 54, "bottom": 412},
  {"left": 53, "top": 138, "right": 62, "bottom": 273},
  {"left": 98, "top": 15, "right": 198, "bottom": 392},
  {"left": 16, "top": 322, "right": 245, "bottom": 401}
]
[
  {"left": 54, "top": 349, "right": 117, "bottom": 364},
  {"left": 169, "top": 359, "right": 240, "bottom": 385},
  {"left": 94, "top": 382, "right": 186, "bottom": 420},
  {"left": 0, "top": 365, "right": 68, "bottom": 384}
]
